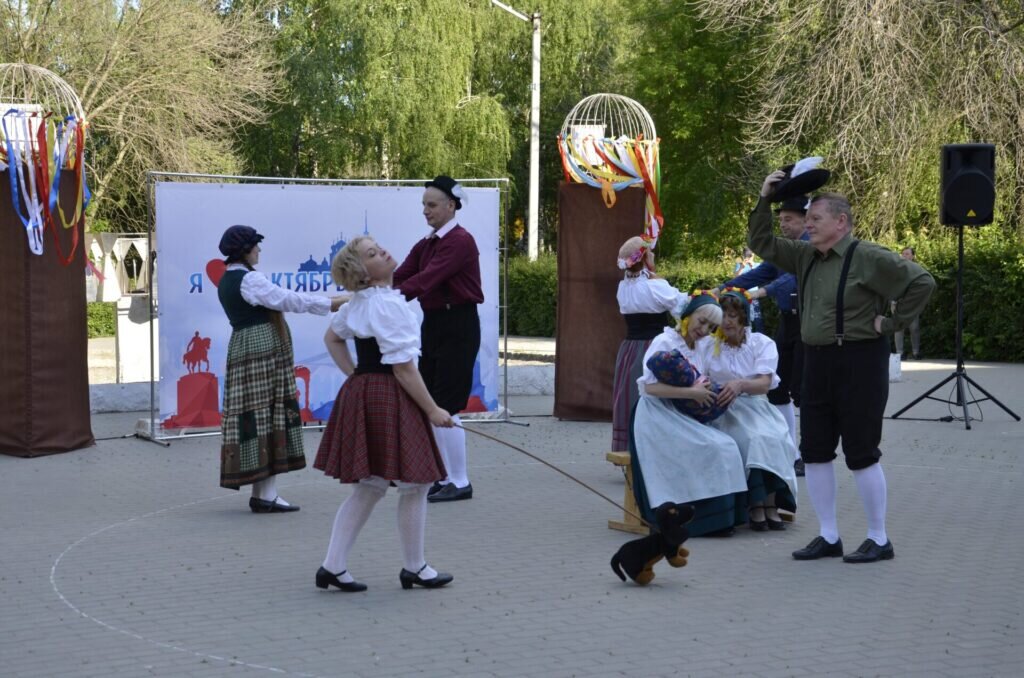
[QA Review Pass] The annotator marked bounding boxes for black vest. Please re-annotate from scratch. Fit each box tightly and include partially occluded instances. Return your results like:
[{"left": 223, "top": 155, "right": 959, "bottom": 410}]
[
  {"left": 354, "top": 337, "right": 393, "bottom": 374},
  {"left": 218, "top": 270, "right": 270, "bottom": 330}
]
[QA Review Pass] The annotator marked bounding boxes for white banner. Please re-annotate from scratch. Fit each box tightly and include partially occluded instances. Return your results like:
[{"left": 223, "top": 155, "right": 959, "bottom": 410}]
[{"left": 154, "top": 182, "right": 500, "bottom": 431}]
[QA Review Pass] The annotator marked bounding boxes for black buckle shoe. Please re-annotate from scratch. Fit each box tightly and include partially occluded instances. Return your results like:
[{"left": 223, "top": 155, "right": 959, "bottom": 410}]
[
  {"left": 427, "top": 482, "right": 472, "bottom": 502},
  {"left": 792, "top": 536, "right": 843, "bottom": 560},
  {"left": 249, "top": 497, "right": 300, "bottom": 513},
  {"left": 315, "top": 567, "right": 367, "bottom": 592},
  {"left": 400, "top": 564, "right": 453, "bottom": 589},
  {"left": 842, "top": 539, "right": 894, "bottom": 563}
]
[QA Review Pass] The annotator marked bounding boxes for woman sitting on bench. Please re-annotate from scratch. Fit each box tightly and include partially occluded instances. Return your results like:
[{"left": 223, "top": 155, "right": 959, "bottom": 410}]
[
  {"left": 629, "top": 292, "right": 749, "bottom": 536},
  {"left": 697, "top": 288, "right": 798, "bottom": 532}
]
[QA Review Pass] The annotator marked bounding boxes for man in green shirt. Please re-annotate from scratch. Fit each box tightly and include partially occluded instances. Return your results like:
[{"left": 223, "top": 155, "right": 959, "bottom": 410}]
[{"left": 748, "top": 170, "right": 936, "bottom": 564}]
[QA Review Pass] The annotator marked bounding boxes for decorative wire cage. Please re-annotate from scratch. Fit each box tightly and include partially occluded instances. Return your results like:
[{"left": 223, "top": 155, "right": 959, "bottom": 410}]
[
  {"left": 559, "top": 93, "right": 656, "bottom": 142},
  {"left": 558, "top": 93, "right": 664, "bottom": 244},
  {"left": 0, "top": 63, "right": 85, "bottom": 121}
]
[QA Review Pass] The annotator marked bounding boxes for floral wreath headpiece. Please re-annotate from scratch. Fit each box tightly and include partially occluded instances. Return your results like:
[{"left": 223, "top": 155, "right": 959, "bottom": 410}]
[{"left": 616, "top": 235, "right": 656, "bottom": 270}]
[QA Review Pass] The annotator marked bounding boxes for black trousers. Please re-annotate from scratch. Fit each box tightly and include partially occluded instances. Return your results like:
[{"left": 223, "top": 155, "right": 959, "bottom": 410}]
[
  {"left": 768, "top": 312, "right": 804, "bottom": 407},
  {"left": 419, "top": 304, "right": 480, "bottom": 414},
  {"left": 799, "top": 336, "right": 888, "bottom": 470}
]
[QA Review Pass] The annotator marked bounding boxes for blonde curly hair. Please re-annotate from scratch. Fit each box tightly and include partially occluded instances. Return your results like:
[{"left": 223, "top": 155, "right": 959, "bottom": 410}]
[{"left": 330, "top": 235, "right": 374, "bottom": 291}]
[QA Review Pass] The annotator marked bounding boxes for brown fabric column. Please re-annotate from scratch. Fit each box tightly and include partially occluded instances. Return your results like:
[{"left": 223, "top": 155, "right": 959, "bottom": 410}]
[
  {"left": 554, "top": 183, "right": 647, "bottom": 420},
  {"left": 0, "top": 169, "right": 94, "bottom": 457}
]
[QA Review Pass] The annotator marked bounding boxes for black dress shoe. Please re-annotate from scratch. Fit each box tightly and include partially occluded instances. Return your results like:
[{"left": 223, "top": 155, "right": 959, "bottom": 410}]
[
  {"left": 765, "top": 513, "right": 786, "bottom": 531},
  {"left": 249, "top": 497, "right": 300, "bottom": 513},
  {"left": 399, "top": 564, "right": 453, "bottom": 590},
  {"left": 703, "top": 526, "right": 735, "bottom": 538},
  {"left": 843, "top": 538, "right": 894, "bottom": 563},
  {"left": 315, "top": 567, "right": 367, "bottom": 592},
  {"left": 794, "top": 459, "right": 805, "bottom": 477},
  {"left": 748, "top": 508, "right": 768, "bottom": 532},
  {"left": 792, "top": 536, "right": 843, "bottom": 560},
  {"left": 427, "top": 481, "right": 445, "bottom": 497},
  {"left": 427, "top": 482, "right": 472, "bottom": 502}
]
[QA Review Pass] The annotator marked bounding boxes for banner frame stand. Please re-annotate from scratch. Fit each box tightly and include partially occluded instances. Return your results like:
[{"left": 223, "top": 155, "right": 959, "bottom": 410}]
[{"left": 135, "top": 171, "right": 518, "bottom": 447}]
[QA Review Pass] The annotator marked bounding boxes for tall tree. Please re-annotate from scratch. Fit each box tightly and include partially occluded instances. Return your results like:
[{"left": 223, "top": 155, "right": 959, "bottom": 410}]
[
  {"left": 625, "top": 0, "right": 757, "bottom": 260},
  {"left": 238, "top": 0, "right": 637, "bottom": 251},
  {"left": 694, "top": 0, "right": 1024, "bottom": 238},
  {"left": 1, "top": 0, "right": 278, "bottom": 231}
]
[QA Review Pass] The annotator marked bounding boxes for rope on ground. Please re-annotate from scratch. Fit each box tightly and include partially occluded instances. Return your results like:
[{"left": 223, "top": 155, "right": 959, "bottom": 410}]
[{"left": 457, "top": 423, "right": 652, "bottom": 529}]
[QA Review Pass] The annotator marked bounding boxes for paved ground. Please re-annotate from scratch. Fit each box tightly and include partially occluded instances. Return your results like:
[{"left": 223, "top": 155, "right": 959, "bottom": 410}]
[{"left": 3, "top": 360, "right": 1023, "bottom": 677}]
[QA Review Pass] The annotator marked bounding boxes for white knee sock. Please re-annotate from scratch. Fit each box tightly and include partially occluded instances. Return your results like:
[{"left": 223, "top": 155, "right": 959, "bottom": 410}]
[
  {"left": 251, "top": 476, "right": 290, "bottom": 505},
  {"left": 322, "top": 482, "right": 385, "bottom": 582},
  {"left": 804, "top": 462, "right": 839, "bottom": 543},
  {"left": 853, "top": 463, "right": 888, "bottom": 545},
  {"left": 397, "top": 484, "right": 437, "bottom": 579},
  {"left": 441, "top": 415, "right": 469, "bottom": 488},
  {"left": 774, "top": 403, "right": 798, "bottom": 458}
]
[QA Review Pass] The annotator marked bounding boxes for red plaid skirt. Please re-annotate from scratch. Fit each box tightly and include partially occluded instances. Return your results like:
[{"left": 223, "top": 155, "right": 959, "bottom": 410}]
[{"left": 313, "top": 373, "right": 446, "bottom": 484}]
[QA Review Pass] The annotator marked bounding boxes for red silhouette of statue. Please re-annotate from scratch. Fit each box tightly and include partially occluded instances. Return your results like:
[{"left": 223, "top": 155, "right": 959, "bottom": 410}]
[
  {"left": 183, "top": 331, "right": 211, "bottom": 373},
  {"left": 163, "top": 329, "right": 220, "bottom": 429}
]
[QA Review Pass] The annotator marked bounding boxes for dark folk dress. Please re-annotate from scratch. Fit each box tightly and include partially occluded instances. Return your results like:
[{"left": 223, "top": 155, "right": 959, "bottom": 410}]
[{"left": 218, "top": 269, "right": 306, "bottom": 489}]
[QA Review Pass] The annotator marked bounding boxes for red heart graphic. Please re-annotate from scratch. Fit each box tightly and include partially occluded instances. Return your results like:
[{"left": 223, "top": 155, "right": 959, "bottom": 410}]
[{"left": 206, "top": 259, "right": 227, "bottom": 287}]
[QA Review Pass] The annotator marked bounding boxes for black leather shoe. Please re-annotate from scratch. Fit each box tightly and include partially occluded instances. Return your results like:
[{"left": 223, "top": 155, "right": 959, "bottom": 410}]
[
  {"left": 399, "top": 565, "right": 453, "bottom": 590},
  {"left": 427, "top": 481, "right": 445, "bottom": 497},
  {"left": 748, "top": 507, "right": 768, "bottom": 532},
  {"left": 794, "top": 459, "right": 805, "bottom": 477},
  {"left": 703, "top": 526, "right": 735, "bottom": 538},
  {"left": 427, "top": 482, "right": 472, "bottom": 502},
  {"left": 315, "top": 567, "right": 367, "bottom": 592},
  {"left": 843, "top": 538, "right": 894, "bottom": 563},
  {"left": 249, "top": 497, "right": 300, "bottom": 513},
  {"left": 792, "top": 536, "right": 843, "bottom": 560},
  {"left": 765, "top": 513, "right": 786, "bottom": 531}
]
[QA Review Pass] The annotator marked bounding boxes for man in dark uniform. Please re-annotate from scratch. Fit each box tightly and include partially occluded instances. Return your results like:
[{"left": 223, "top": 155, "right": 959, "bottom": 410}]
[
  {"left": 394, "top": 176, "right": 484, "bottom": 503},
  {"left": 749, "top": 170, "right": 935, "bottom": 563},
  {"left": 721, "top": 194, "right": 809, "bottom": 475}
]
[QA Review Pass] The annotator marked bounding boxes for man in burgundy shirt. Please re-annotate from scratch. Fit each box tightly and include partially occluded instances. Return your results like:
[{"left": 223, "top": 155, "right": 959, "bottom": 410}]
[{"left": 394, "top": 175, "right": 484, "bottom": 502}]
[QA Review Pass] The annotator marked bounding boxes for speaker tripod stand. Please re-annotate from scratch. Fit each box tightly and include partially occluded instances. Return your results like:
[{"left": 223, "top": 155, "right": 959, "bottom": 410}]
[{"left": 891, "top": 224, "right": 1020, "bottom": 430}]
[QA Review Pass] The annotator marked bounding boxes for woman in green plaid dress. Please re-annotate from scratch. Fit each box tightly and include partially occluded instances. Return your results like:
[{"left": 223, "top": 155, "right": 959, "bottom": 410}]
[{"left": 217, "top": 225, "right": 347, "bottom": 513}]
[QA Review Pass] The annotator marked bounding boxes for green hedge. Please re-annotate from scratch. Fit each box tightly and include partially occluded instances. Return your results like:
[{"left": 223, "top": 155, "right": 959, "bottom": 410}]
[
  {"left": 87, "top": 302, "right": 116, "bottom": 338},
  {"left": 502, "top": 253, "right": 558, "bottom": 336},
  {"left": 500, "top": 230, "right": 1024, "bottom": 363}
]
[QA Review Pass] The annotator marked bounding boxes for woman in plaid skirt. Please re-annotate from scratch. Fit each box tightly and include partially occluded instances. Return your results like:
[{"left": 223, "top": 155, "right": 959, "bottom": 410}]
[
  {"left": 313, "top": 236, "right": 454, "bottom": 593},
  {"left": 216, "top": 225, "right": 347, "bottom": 513}
]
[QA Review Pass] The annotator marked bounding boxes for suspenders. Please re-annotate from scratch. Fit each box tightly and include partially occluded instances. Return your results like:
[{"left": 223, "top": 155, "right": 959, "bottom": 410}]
[{"left": 800, "top": 240, "right": 860, "bottom": 346}]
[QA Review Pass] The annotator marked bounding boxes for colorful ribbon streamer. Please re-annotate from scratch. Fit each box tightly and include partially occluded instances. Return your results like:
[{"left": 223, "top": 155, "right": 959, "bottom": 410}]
[{"left": 558, "top": 132, "right": 663, "bottom": 248}]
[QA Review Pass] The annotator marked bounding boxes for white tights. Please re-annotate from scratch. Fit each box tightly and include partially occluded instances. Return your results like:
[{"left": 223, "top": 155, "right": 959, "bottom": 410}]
[{"left": 321, "top": 477, "right": 436, "bottom": 583}]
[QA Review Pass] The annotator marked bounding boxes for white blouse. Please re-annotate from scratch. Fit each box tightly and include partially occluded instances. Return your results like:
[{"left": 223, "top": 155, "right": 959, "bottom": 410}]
[
  {"left": 637, "top": 328, "right": 702, "bottom": 392},
  {"left": 617, "top": 272, "right": 687, "bottom": 315},
  {"left": 697, "top": 329, "right": 780, "bottom": 390},
  {"left": 329, "top": 286, "right": 420, "bottom": 365},
  {"left": 228, "top": 264, "right": 331, "bottom": 316}
]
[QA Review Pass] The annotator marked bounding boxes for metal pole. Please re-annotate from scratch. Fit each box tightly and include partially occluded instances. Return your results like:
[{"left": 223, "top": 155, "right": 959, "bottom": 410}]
[{"left": 528, "top": 11, "right": 541, "bottom": 261}]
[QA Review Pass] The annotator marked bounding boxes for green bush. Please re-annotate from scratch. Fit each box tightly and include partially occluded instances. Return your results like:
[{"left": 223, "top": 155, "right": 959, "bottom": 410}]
[
  {"left": 896, "top": 226, "right": 1024, "bottom": 362},
  {"left": 87, "top": 302, "right": 116, "bottom": 338},
  {"left": 501, "top": 253, "right": 557, "bottom": 336}
]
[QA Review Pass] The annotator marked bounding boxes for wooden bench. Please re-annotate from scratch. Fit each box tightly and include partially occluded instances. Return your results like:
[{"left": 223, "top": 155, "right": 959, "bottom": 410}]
[
  {"left": 606, "top": 450, "right": 795, "bottom": 533},
  {"left": 605, "top": 451, "right": 649, "bottom": 535}
]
